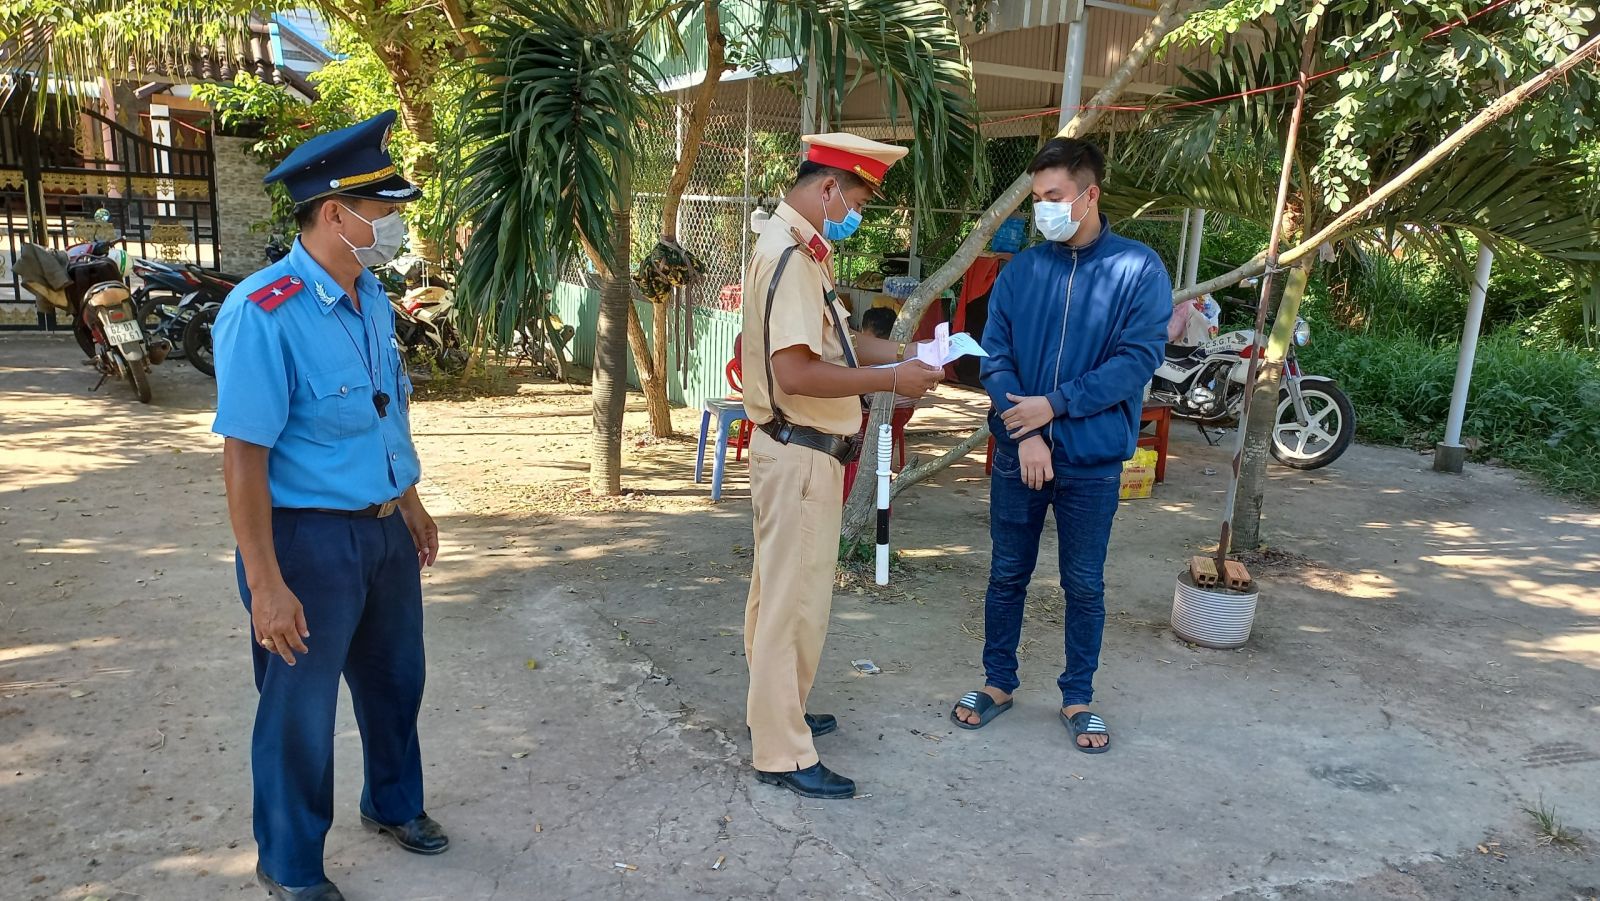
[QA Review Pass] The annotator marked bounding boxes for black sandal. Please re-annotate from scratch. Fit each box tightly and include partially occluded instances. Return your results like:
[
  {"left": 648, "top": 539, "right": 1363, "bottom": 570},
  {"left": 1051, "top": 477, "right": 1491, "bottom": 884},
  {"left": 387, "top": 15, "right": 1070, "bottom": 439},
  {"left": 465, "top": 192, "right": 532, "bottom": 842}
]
[
  {"left": 950, "top": 690, "right": 1012, "bottom": 730},
  {"left": 1061, "top": 709, "right": 1110, "bottom": 753}
]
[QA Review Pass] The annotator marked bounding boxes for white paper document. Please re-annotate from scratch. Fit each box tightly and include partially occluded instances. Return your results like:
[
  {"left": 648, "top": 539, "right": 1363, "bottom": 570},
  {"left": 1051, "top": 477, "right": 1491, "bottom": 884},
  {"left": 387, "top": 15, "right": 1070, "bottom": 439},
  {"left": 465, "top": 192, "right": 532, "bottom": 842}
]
[
  {"left": 868, "top": 323, "right": 988, "bottom": 368},
  {"left": 915, "top": 323, "right": 988, "bottom": 367}
]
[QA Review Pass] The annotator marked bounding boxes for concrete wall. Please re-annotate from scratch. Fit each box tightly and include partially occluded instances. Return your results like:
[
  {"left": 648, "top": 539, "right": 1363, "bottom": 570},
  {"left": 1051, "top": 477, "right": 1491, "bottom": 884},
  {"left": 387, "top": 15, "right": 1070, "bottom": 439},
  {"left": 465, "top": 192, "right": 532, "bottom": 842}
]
[{"left": 211, "top": 135, "right": 274, "bottom": 275}]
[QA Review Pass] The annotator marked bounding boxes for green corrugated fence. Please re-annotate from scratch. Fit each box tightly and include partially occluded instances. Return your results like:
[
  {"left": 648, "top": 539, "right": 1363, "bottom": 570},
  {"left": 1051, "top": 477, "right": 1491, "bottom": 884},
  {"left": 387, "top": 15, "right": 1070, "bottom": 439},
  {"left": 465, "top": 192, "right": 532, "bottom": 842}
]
[{"left": 551, "top": 281, "right": 743, "bottom": 410}]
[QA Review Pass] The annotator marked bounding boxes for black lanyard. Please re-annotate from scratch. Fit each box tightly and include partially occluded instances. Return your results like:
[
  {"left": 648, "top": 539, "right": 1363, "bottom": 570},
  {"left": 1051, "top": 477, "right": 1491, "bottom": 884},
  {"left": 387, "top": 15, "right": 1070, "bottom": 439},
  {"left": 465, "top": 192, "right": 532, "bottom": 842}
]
[{"left": 332, "top": 292, "right": 391, "bottom": 418}]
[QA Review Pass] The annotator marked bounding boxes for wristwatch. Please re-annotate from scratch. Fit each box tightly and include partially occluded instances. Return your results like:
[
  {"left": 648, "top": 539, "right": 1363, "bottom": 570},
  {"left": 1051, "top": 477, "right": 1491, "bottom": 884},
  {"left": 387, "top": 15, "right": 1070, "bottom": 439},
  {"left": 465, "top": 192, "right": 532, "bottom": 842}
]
[{"left": 896, "top": 342, "right": 908, "bottom": 362}]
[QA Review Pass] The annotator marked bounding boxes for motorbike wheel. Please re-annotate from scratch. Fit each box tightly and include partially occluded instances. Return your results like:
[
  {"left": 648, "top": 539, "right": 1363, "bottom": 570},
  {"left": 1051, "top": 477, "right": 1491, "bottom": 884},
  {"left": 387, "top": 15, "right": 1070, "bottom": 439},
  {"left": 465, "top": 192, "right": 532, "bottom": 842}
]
[
  {"left": 1271, "top": 378, "right": 1355, "bottom": 470},
  {"left": 71, "top": 310, "right": 96, "bottom": 358},
  {"left": 183, "top": 306, "right": 219, "bottom": 378},
  {"left": 135, "top": 291, "right": 190, "bottom": 355},
  {"left": 120, "top": 350, "right": 153, "bottom": 404}
]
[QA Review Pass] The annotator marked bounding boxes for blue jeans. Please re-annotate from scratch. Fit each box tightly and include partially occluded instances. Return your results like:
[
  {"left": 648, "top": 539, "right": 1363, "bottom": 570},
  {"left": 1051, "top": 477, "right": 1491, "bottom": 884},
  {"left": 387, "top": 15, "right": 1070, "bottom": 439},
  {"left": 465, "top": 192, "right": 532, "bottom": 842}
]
[{"left": 984, "top": 447, "right": 1121, "bottom": 707}]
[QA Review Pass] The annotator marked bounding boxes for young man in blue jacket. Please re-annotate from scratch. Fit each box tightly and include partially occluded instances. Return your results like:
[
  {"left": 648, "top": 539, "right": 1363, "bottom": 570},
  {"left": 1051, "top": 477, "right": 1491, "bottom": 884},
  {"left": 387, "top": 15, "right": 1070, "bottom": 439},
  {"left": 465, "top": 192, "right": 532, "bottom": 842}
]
[{"left": 951, "top": 138, "right": 1171, "bottom": 752}]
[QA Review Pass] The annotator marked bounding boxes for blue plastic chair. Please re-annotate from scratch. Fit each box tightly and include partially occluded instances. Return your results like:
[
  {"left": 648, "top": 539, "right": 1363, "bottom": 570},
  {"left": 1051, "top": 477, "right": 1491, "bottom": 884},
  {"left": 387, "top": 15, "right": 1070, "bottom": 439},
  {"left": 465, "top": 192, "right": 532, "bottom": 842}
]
[{"left": 696, "top": 398, "right": 748, "bottom": 502}]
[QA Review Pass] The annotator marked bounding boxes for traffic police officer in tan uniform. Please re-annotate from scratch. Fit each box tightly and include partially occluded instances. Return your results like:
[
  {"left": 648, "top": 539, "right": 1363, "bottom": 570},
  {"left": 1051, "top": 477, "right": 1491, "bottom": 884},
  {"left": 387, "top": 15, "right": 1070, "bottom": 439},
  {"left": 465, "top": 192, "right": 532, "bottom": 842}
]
[{"left": 742, "top": 133, "right": 944, "bottom": 799}]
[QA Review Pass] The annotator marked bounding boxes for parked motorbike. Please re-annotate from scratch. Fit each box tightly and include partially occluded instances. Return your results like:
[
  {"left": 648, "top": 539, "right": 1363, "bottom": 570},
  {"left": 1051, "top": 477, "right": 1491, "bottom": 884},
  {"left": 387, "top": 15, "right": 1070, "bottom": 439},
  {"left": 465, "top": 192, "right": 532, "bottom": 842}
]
[
  {"left": 26, "top": 237, "right": 171, "bottom": 403},
  {"left": 177, "top": 267, "right": 248, "bottom": 378},
  {"left": 132, "top": 257, "right": 207, "bottom": 359},
  {"left": 392, "top": 285, "right": 468, "bottom": 375},
  {"left": 159, "top": 239, "right": 289, "bottom": 379},
  {"left": 1149, "top": 316, "right": 1355, "bottom": 469},
  {"left": 383, "top": 254, "right": 467, "bottom": 375}
]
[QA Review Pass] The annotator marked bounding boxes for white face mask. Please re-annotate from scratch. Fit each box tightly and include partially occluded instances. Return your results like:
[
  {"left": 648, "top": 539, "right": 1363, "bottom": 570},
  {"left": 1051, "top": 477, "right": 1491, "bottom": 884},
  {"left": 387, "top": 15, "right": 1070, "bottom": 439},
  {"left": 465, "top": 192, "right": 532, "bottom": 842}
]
[
  {"left": 339, "top": 203, "right": 408, "bottom": 268},
  {"left": 1032, "top": 185, "right": 1091, "bottom": 243}
]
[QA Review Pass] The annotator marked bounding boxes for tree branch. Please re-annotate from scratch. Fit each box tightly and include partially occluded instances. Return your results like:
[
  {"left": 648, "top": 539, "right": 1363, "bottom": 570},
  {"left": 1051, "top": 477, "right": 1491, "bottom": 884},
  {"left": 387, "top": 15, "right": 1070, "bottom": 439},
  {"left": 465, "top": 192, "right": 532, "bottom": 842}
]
[
  {"left": 1170, "top": 28, "right": 1600, "bottom": 304},
  {"left": 437, "top": 0, "right": 486, "bottom": 62},
  {"left": 889, "top": 423, "right": 991, "bottom": 501},
  {"left": 660, "top": 0, "right": 727, "bottom": 238}
]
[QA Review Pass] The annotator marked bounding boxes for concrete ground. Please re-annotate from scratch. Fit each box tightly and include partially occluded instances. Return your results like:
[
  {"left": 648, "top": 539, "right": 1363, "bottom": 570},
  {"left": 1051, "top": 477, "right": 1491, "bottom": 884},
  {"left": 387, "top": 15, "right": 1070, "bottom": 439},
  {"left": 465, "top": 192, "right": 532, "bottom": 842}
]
[{"left": 2, "top": 332, "right": 1597, "bottom": 901}]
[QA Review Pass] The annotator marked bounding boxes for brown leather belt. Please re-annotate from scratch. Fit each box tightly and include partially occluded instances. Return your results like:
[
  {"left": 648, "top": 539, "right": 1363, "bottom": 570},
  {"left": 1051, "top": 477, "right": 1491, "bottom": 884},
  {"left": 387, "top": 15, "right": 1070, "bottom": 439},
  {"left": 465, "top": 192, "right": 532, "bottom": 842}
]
[
  {"left": 280, "top": 500, "right": 401, "bottom": 518},
  {"left": 758, "top": 420, "right": 858, "bottom": 464}
]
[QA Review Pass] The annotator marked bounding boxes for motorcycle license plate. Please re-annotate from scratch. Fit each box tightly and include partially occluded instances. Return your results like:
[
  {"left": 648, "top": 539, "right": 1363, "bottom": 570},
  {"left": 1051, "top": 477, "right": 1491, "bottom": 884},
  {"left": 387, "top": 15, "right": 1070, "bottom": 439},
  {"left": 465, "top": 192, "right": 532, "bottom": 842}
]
[{"left": 104, "top": 320, "right": 143, "bottom": 345}]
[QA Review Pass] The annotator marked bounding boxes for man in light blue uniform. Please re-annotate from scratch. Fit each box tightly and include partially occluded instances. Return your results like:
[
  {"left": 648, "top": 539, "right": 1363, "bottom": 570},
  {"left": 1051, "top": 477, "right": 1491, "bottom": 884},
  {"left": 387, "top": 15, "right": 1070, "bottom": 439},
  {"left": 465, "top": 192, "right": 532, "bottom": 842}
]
[{"left": 212, "top": 110, "right": 447, "bottom": 901}]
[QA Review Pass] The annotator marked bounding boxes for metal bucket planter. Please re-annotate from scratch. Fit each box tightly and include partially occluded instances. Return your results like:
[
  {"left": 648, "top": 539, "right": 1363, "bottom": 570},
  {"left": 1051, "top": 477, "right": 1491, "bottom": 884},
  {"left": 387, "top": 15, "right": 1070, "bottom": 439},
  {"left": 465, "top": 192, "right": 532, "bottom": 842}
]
[{"left": 1171, "top": 571, "right": 1259, "bottom": 649}]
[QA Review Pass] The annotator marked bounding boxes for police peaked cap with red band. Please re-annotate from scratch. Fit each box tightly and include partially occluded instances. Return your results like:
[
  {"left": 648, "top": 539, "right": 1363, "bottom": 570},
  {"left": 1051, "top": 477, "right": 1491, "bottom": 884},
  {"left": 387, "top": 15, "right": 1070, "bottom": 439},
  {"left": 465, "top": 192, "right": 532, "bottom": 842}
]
[
  {"left": 264, "top": 110, "right": 422, "bottom": 206},
  {"left": 802, "top": 132, "right": 908, "bottom": 192}
]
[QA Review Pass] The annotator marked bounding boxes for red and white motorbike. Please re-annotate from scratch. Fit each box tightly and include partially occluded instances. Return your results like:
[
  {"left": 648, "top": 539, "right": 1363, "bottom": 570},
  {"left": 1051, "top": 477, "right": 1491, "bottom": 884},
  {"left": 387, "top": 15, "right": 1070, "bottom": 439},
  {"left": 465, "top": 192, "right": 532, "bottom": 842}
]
[
  {"left": 23, "top": 237, "right": 170, "bottom": 403},
  {"left": 1149, "top": 316, "right": 1355, "bottom": 470}
]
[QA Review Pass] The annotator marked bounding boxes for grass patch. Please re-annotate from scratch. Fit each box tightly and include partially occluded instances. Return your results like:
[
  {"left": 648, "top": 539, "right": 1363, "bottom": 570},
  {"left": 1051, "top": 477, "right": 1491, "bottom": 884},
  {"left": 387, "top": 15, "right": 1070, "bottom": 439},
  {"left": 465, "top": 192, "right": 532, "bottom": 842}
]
[
  {"left": 1523, "top": 796, "right": 1585, "bottom": 850},
  {"left": 1299, "top": 329, "right": 1600, "bottom": 501}
]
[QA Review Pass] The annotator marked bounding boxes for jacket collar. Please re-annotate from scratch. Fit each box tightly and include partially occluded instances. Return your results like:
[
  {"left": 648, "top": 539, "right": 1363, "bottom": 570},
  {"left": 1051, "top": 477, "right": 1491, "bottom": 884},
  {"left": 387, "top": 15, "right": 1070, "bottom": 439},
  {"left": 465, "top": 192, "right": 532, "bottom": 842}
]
[{"left": 1049, "top": 213, "right": 1113, "bottom": 259}]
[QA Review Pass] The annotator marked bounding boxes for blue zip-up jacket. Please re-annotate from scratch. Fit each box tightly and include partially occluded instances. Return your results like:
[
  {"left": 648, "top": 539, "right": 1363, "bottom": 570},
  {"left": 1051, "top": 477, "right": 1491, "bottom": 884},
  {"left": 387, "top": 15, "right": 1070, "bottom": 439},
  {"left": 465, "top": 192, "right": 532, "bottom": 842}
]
[{"left": 980, "top": 215, "right": 1172, "bottom": 478}]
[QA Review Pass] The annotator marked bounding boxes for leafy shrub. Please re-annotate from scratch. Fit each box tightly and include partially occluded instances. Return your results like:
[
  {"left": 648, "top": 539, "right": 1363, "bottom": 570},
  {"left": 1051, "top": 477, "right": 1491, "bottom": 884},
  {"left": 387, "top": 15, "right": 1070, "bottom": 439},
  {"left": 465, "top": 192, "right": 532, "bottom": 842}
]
[{"left": 1300, "top": 329, "right": 1600, "bottom": 499}]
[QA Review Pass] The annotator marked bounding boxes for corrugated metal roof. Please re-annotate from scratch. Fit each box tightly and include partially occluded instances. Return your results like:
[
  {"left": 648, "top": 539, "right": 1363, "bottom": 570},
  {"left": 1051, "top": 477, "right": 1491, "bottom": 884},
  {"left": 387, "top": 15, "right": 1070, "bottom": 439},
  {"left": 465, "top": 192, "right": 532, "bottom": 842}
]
[{"left": 653, "top": 2, "right": 1246, "bottom": 138}]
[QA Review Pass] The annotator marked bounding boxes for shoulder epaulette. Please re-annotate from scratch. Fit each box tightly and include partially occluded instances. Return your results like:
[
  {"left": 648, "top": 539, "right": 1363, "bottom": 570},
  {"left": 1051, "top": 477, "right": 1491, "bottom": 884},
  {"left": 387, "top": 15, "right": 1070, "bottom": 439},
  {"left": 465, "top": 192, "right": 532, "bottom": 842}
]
[
  {"left": 247, "top": 275, "right": 305, "bottom": 312},
  {"left": 788, "top": 227, "right": 831, "bottom": 266}
]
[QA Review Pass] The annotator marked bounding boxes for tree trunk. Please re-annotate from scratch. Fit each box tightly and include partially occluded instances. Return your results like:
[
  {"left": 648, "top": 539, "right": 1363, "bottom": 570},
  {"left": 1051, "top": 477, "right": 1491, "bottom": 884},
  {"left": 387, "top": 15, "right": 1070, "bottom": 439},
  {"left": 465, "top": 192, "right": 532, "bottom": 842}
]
[
  {"left": 591, "top": 162, "right": 634, "bottom": 496},
  {"left": 1230, "top": 264, "right": 1311, "bottom": 549},
  {"left": 840, "top": 0, "right": 1190, "bottom": 542},
  {"left": 1214, "top": 20, "right": 1318, "bottom": 562},
  {"left": 626, "top": 0, "right": 727, "bottom": 439},
  {"left": 628, "top": 303, "right": 674, "bottom": 436},
  {"left": 384, "top": 44, "right": 442, "bottom": 262},
  {"left": 652, "top": 294, "right": 672, "bottom": 426}
]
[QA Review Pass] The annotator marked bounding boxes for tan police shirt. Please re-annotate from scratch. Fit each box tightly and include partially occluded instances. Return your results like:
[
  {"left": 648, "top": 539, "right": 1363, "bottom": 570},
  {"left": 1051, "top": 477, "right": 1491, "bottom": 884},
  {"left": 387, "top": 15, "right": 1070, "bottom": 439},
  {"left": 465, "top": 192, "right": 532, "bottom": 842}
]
[{"left": 740, "top": 202, "right": 861, "bottom": 438}]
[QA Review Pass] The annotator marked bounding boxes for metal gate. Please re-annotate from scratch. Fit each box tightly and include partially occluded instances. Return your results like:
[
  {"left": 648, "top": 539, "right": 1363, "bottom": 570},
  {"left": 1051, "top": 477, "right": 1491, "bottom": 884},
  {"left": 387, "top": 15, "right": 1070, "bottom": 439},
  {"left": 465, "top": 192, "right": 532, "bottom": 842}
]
[{"left": 0, "top": 98, "right": 220, "bottom": 331}]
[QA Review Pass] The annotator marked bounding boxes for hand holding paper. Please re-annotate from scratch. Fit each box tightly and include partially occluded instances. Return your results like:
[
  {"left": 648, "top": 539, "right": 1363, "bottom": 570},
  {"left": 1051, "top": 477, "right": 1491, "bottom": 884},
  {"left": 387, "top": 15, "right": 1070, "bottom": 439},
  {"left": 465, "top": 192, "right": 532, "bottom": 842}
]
[{"left": 914, "top": 323, "right": 988, "bottom": 368}]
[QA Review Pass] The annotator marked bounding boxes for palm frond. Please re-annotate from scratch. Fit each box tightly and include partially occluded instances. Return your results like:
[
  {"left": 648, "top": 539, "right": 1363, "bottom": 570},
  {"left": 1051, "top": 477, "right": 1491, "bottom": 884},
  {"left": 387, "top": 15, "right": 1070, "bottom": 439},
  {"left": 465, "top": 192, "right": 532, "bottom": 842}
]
[
  {"left": 0, "top": 0, "right": 268, "bottom": 109},
  {"left": 1109, "top": 135, "right": 1599, "bottom": 291},
  {"left": 1142, "top": 31, "right": 1310, "bottom": 173},
  {"left": 765, "top": 0, "right": 983, "bottom": 212},
  {"left": 1103, "top": 146, "right": 1279, "bottom": 226},
  {"left": 1372, "top": 146, "right": 1600, "bottom": 269},
  {"left": 436, "top": 0, "right": 663, "bottom": 346}
]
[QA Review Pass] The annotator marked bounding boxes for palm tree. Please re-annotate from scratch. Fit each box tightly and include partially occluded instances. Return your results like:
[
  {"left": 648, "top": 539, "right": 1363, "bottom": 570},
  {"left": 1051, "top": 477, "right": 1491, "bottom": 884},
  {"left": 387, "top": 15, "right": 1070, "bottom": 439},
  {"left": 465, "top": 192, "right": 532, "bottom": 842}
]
[
  {"left": 1107, "top": 17, "right": 1600, "bottom": 549},
  {"left": 443, "top": 0, "right": 981, "bottom": 496}
]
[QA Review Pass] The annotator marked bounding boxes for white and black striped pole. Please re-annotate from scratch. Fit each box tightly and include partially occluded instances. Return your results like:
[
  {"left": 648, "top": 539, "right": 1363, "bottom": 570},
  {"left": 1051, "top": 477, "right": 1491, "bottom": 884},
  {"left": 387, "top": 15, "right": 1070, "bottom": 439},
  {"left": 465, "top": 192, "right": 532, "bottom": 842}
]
[{"left": 875, "top": 422, "right": 891, "bottom": 585}]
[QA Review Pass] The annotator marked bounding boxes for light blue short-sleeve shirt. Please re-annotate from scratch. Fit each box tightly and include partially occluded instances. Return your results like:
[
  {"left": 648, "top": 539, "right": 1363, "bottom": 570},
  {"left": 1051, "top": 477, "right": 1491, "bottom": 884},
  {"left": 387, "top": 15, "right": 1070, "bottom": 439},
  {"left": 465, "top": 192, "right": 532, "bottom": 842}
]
[{"left": 211, "top": 239, "right": 422, "bottom": 509}]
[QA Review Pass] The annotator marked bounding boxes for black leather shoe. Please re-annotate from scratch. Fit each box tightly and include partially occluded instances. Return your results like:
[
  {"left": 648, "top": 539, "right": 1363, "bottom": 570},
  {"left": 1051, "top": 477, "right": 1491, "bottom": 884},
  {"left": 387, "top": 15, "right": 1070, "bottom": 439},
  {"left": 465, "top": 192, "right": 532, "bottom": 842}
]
[
  {"left": 256, "top": 865, "right": 345, "bottom": 900},
  {"left": 754, "top": 762, "right": 856, "bottom": 799},
  {"left": 360, "top": 811, "right": 450, "bottom": 855},
  {"left": 804, "top": 713, "right": 838, "bottom": 737}
]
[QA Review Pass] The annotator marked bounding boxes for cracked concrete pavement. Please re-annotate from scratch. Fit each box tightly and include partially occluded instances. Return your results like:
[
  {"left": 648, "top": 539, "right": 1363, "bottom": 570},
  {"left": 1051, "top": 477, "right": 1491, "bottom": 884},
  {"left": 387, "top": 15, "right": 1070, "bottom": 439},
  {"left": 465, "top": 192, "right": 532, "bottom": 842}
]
[{"left": 2, "top": 333, "right": 1598, "bottom": 900}]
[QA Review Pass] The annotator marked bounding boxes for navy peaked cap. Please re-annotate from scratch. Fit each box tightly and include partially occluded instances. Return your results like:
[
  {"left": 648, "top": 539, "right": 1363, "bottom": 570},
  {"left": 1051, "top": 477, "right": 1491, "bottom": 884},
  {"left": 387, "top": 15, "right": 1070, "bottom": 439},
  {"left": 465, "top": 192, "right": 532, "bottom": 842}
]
[{"left": 263, "top": 110, "right": 422, "bottom": 205}]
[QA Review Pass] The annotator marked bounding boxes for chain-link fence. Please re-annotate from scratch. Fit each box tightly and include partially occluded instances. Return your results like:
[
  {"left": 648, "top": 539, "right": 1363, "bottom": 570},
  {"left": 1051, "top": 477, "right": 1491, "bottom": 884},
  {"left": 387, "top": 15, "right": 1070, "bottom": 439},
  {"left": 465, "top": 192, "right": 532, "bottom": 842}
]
[
  {"left": 569, "top": 78, "right": 1172, "bottom": 320},
  {"left": 607, "top": 75, "right": 1068, "bottom": 319}
]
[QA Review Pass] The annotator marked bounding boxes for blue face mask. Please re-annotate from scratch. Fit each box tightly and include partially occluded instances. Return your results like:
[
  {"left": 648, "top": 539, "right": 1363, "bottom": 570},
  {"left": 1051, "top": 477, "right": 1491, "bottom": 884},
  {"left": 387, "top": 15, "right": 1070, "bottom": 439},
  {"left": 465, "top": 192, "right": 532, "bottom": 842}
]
[{"left": 822, "top": 188, "right": 862, "bottom": 242}]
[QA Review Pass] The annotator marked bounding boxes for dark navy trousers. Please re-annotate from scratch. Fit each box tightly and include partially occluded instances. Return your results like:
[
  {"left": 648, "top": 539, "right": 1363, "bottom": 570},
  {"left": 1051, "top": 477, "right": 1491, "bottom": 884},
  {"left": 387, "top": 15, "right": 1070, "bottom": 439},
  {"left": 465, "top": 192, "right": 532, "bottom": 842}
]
[{"left": 237, "top": 509, "right": 426, "bottom": 887}]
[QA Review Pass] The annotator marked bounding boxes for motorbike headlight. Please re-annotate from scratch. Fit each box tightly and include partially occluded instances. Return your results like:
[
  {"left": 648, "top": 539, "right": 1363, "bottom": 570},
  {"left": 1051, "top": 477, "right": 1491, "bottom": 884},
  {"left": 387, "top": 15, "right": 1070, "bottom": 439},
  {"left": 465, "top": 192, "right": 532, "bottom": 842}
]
[{"left": 1293, "top": 318, "right": 1311, "bottom": 347}]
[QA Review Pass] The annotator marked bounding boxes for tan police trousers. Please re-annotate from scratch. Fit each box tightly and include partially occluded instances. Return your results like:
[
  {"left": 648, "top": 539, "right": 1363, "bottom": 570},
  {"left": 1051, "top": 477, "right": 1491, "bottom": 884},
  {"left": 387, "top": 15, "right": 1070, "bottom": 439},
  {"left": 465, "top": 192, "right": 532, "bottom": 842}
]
[{"left": 744, "top": 428, "right": 844, "bottom": 772}]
